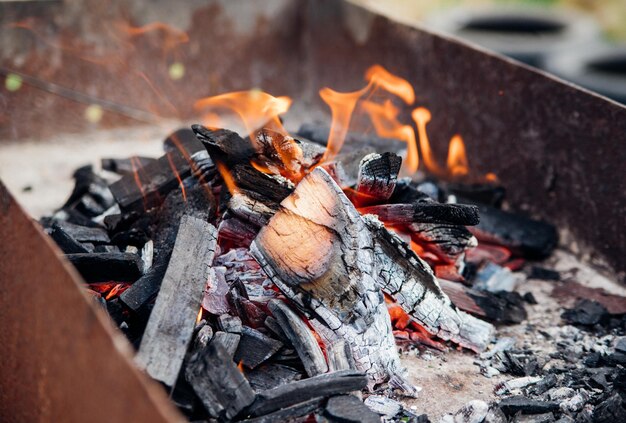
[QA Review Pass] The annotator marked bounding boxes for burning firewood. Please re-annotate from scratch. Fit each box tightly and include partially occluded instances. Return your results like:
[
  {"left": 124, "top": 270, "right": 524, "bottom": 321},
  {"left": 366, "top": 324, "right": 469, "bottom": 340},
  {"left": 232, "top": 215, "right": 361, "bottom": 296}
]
[
  {"left": 250, "top": 168, "right": 402, "bottom": 386},
  {"left": 364, "top": 216, "right": 494, "bottom": 352},
  {"left": 355, "top": 152, "right": 402, "bottom": 204}
]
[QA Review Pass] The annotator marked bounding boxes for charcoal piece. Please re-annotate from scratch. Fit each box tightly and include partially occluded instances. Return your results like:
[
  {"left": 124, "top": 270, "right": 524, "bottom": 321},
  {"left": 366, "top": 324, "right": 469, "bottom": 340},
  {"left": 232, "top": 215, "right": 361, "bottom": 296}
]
[
  {"left": 65, "top": 252, "right": 142, "bottom": 282},
  {"left": 54, "top": 221, "right": 110, "bottom": 244},
  {"left": 201, "top": 267, "right": 231, "bottom": 316},
  {"left": 470, "top": 205, "right": 558, "bottom": 259},
  {"left": 524, "top": 292, "right": 538, "bottom": 305},
  {"left": 185, "top": 338, "right": 255, "bottom": 421},
  {"left": 510, "top": 413, "right": 554, "bottom": 423},
  {"left": 60, "top": 165, "right": 116, "bottom": 216},
  {"left": 363, "top": 395, "right": 402, "bottom": 418},
  {"left": 109, "top": 151, "right": 192, "bottom": 213},
  {"left": 469, "top": 290, "right": 528, "bottom": 324},
  {"left": 529, "top": 266, "right": 561, "bottom": 281},
  {"left": 217, "top": 213, "right": 259, "bottom": 248},
  {"left": 449, "top": 183, "right": 506, "bottom": 208},
  {"left": 246, "top": 370, "right": 368, "bottom": 417},
  {"left": 234, "top": 326, "right": 283, "bottom": 369},
  {"left": 135, "top": 216, "right": 218, "bottom": 386},
  {"left": 193, "top": 125, "right": 256, "bottom": 166},
  {"left": 170, "top": 374, "right": 199, "bottom": 418},
  {"left": 246, "top": 363, "right": 303, "bottom": 392},
  {"left": 191, "top": 324, "right": 214, "bottom": 352},
  {"left": 360, "top": 202, "right": 479, "bottom": 226},
  {"left": 561, "top": 299, "right": 609, "bottom": 326},
  {"left": 163, "top": 127, "right": 205, "bottom": 156},
  {"left": 231, "top": 164, "right": 294, "bottom": 204},
  {"left": 213, "top": 331, "right": 241, "bottom": 358},
  {"left": 474, "top": 262, "right": 520, "bottom": 293},
  {"left": 120, "top": 183, "right": 215, "bottom": 312},
  {"left": 190, "top": 150, "right": 217, "bottom": 184},
  {"left": 408, "top": 222, "right": 477, "bottom": 261},
  {"left": 324, "top": 395, "right": 380, "bottom": 423},
  {"left": 355, "top": 152, "right": 401, "bottom": 204},
  {"left": 551, "top": 282, "right": 626, "bottom": 315},
  {"left": 240, "top": 398, "right": 324, "bottom": 423},
  {"left": 498, "top": 396, "right": 559, "bottom": 416},
  {"left": 218, "top": 314, "right": 243, "bottom": 334},
  {"left": 268, "top": 299, "right": 328, "bottom": 376},
  {"left": 49, "top": 223, "right": 90, "bottom": 254},
  {"left": 229, "top": 190, "right": 280, "bottom": 228},
  {"left": 390, "top": 179, "right": 431, "bottom": 204},
  {"left": 592, "top": 393, "right": 626, "bottom": 423},
  {"left": 365, "top": 215, "right": 494, "bottom": 352},
  {"left": 94, "top": 245, "right": 119, "bottom": 253},
  {"left": 263, "top": 316, "right": 292, "bottom": 345},
  {"left": 101, "top": 156, "right": 156, "bottom": 176},
  {"left": 105, "top": 298, "right": 126, "bottom": 327}
]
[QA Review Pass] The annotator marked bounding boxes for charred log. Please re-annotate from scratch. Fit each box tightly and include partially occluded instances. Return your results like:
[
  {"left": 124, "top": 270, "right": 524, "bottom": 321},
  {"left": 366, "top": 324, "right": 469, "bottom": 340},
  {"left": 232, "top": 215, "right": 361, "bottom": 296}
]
[
  {"left": 65, "top": 252, "right": 142, "bottom": 282},
  {"left": 364, "top": 216, "right": 494, "bottom": 352},
  {"left": 360, "top": 202, "right": 479, "bottom": 226},
  {"left": 135, "top": 216, "right": 217, "bottom": 386},
  {"left": 355, "top": 152, "right": 402, "bottom": 204}
]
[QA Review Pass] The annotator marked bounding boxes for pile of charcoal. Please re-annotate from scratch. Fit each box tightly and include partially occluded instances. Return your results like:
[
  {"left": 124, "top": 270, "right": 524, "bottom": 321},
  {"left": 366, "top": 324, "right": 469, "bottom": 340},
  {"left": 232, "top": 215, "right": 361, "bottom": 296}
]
[{"left": 39, "top": 123, "right": 577, "bottom": 422}]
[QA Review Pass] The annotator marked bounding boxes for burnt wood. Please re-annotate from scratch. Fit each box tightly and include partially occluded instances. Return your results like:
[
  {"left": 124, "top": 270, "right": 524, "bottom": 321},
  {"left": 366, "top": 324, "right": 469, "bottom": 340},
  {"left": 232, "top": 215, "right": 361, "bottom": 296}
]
[
  {"left": 409, "top": 222, "right": 477, "bottom": 261},
  {"left": 185, "top": 338, "right": 255, "bottom": 421},
  {"left": 246, "top": 363, "right": 303, "bottom": 392},
  {"left": 470, "top": 205, "right": 558, "bottom": 259},
  {"left": 120, "top": 183, "right": 216, "bottom": 312},
  {"left": 163, "top": 128, "right": 206, "bottom": 157},
  {"left": 101, "top": 156, "right": 157, "bottom": 176},
  {"left": 240, "top": 398, "right": 324, "bottom": 423},
  {"left": 135, "top": 216, "right": 217, "bottom": 386},
  {"left": 212, "top": 331, "right": 241, "bottom": 358},
  {"left": 192, "top": 125, "right": 256, "bottom": 166},
  {"left": 365, "top": 215, "right": 494, "bottom": 352},
  {"left": 251, "top": 168, "right": 401, "bottom": 385},
  {"left": 65, "top": 252, "right": 142, "bottom": 282},
  {"left": 245, "top": 370, "right": 368, "bottom": 417},
  {"left": 109, "top": 151, "right": 192, "bottom": 213},
  {"left": 231, "top": 165, "right": 294, "bottom": 204},
  {"left": 360, "top": 202, "right": 479, "bottom": 226},
  {"left": 49, "top": 223, "right": 90, "bottom": 254},
  {"left": 356, "top": 152, "right": 402, "bottom": 204},
  {"left": 268, "top": 299, "right": 328, "bottom": 376},
  {"left": 53, "top": 220, "right": 110, "bottom": 244},
  {"left": 234, "top": 326, "right": 283, "bottom": 369},
  {"left": 324, "top": 395, "right": 380, "bottom": 423}
]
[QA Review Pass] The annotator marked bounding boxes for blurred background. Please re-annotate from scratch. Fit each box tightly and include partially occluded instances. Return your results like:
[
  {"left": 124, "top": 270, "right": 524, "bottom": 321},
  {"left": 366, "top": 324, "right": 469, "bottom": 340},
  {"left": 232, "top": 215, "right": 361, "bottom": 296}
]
[{"left": 358, "top": 0, "right": 626, "bottom": 103}]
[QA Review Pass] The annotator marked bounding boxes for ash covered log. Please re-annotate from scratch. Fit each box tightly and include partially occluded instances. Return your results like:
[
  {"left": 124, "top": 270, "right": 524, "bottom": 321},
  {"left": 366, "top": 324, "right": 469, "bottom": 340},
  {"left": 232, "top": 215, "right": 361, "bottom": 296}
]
[
  {"left": 250, "top": 168, "right": 401, "bottom": 385},
  {"left": 65, "top": 252, "right": 142, "bottom": 282},
  {"left": 268, "top": 299, "right": 328, "bottom": 377},
  {"left": 469, "top": 204, "right": 558, "bottom": 258},
  {"left": 364, "top": 216, "right": 494, "bottom": 352},
  {"left": 355, "top": 152, "right": 402, "bottom": 204},
  {"left": 185, "top": 337, "right": 255, "bottom": 421},
  {"left": 135, "top": 216, "right": 217, "bottom": 386},
  {"left": 245, "top": 369, "right": 368, "bottom": 417},
  {"left": 360, "top": 202, "right": 479, "bottom": 226}
]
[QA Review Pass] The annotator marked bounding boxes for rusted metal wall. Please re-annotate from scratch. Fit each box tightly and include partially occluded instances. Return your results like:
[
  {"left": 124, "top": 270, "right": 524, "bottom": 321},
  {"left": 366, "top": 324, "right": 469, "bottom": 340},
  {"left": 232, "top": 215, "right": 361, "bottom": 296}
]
[
  {"left": 0, "top": 182, "right": 183, "bottom": 422},
  {"left": 302, "top": 0, "right": 626, "bottom": 282}
]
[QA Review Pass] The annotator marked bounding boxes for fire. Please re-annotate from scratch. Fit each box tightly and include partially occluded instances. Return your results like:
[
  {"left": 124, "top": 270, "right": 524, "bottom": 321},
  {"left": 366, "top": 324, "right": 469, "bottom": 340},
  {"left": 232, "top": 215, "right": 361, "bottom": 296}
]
[
  {"left": 364, "top": 64, "right": 415, "bottom": 105},
  {"left": 447, "top": 135, "right": 469, "bottom": 177},
  {"left": 196, "top": 307, "right": 203, "bottom": 324},
  {"left": 319, "top": 84, "right": 371, "bottom": 163},
  {"left": 360, "top": 100, "right": 419, "bottom": 173},
  {"left": 411, "top": 107, "right": 442, "bottom": 175},
  {"left": 237, "top": 360, "right": 245, "bottom": 373},
  {"left": 195, "top": 90, "right": 292, "bottom": 139},
  {"left": 116, "top": 21, "right": 188, "bottom": 56},
  {"left": 166, "top": 152, "right": 187, "bottom": 201},
  {"left": 130, "top": 156, "right": 149, "bottom": 211},
  {"left": 215, "top": 161, "right": 239, "bottom": 195}
]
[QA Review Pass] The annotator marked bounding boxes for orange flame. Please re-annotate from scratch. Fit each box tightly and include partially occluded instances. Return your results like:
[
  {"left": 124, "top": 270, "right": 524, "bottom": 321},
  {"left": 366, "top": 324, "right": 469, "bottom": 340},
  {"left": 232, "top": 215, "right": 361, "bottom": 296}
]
[
  {"left": 364, "top": 64, "right": 415, "bottom": 104},
  {"left": 130, "top": 156, "right": 149, "bottom": 211},
  {"left": 194, "top": 90, "right": 292, "bottom": 139},
  {"left": 216, "top": 161, "right": 238, "bottom": 195},
  {"left": 411, "top": 107, "right": 442, "bottom": 175},
  {"left": 446, "top": 135, "right": 469, "bottom": 177},
  {"left": 166, "top": 152, "right": 187, "bottom": 201},
  {"left": 360, "top": 99, "right": 419, "bottom": 173},
  {"left": 237, "top": 360, "right": 245, "bottom": 373},
  {"left": 196, "top": 307, "right": 203, "bottom": 324},
  {"left": 319, "top": 83, "right": 372, "bottom": 163}
]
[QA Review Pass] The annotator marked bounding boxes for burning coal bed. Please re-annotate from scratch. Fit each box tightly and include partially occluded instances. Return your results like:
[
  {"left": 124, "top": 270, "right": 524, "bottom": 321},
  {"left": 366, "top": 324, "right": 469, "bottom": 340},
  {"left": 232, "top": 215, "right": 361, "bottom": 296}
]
[{"left": 40, "top": 121, "right": 626, "bottom": 423}]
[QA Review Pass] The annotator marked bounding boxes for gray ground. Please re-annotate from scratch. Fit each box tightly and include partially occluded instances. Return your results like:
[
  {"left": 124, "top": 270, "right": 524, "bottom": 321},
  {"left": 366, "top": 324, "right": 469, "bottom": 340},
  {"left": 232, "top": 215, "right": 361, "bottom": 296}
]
[{"left": 1, "top": 126, "right": 624, "bottom": 422}]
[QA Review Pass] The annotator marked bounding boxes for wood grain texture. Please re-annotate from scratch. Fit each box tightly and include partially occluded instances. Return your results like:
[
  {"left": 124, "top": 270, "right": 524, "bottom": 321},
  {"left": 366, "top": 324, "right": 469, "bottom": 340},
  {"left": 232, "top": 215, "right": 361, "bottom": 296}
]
[{"left": 135, "top": 215, "right": 218, "bottom": 386}]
